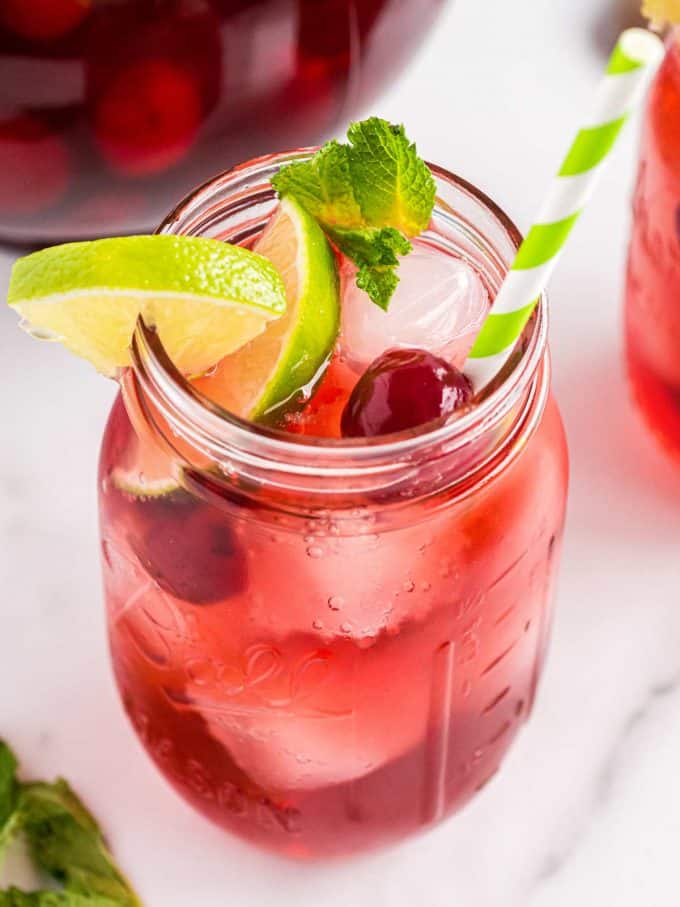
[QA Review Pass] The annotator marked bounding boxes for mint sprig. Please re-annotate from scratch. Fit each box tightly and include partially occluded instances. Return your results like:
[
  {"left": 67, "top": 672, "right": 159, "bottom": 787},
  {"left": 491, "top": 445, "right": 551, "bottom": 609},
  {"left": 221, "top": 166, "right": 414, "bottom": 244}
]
[
  {"left": 0, "top": 743, "right": 140, "bottom": 906},
  {"left": 272, "top": 117, "right": 436, "bottom": 310}
]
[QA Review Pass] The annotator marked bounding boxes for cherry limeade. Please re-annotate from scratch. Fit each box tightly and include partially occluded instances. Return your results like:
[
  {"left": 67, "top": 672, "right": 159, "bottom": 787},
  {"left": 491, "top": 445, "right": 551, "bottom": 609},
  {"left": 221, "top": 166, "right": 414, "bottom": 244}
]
[
  {"left": 626, "top": 34, "right": 680, "bottom": 458},
  {"left": 99, "top": 159, "right": 568, "bottom": 857}
]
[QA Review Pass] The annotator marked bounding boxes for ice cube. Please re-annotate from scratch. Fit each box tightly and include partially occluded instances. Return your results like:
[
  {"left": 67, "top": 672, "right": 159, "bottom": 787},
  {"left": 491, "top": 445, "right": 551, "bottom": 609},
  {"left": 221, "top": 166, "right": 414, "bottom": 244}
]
[
  {"left": 340, "top": 240, "right": 489, "bottom": 370},
  {"left": 198, "top": 622, "right": 436, "bottom": 791}
]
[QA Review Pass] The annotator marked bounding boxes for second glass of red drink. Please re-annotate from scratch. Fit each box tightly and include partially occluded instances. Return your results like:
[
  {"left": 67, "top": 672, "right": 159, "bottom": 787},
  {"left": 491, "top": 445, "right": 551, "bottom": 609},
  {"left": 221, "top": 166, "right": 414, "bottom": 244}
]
[{"left": 625, "top": 26, "right": 680, "bottom": 459}]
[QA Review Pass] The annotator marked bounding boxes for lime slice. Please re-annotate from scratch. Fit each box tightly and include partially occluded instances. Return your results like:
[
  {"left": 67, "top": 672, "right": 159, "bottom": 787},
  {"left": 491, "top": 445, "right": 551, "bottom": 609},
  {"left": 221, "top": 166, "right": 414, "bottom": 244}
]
[
  {"left": 194, "top": 197, "right": 340, "bottom": 419},
  {"left": 111, "top": 467, "right": 179, "bottom": 499},
  {"left": 7, "top": 235, "right": 287, "bottom": 376},
  {"left": 111, "top": 435, "right": 181, "bottom": 498}
]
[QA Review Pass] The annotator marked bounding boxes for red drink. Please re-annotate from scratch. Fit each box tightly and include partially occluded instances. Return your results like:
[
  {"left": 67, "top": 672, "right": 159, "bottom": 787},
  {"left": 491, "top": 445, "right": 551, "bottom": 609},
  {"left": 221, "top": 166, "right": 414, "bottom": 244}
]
[
  {"left": 98, "top": 156, "right": 568, "bottom": 858},
  {"left": 625, "top": 34, "right": 680, "bottom": 459},
  {"left": 0, "top": 0, "right": 446, "bottom": 243}
]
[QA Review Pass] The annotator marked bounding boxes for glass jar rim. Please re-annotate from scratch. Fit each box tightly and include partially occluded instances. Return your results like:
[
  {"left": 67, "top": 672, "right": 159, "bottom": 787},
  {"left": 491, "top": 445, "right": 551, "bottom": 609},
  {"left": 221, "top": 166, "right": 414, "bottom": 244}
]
[{"left": 130, "top": 149, "right": 548, "bottom": 475}]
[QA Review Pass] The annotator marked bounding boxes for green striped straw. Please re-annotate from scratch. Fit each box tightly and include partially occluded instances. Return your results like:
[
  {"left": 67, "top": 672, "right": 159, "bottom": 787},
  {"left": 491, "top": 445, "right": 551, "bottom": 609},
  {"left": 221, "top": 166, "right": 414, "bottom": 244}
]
[{"left": 465, "top": 28, "right": 665, "bottom": 391}]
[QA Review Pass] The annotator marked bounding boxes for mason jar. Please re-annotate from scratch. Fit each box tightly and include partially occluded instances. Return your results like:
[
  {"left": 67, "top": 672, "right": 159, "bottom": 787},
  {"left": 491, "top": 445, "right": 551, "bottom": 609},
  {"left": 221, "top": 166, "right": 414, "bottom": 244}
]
[{"left": 99, "top": 154, "right": 569, "bottom": 858}]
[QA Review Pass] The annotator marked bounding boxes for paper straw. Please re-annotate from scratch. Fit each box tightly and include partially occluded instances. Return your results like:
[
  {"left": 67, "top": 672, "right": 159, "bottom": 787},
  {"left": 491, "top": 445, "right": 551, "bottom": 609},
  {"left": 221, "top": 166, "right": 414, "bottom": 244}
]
[{"left": 465, "top": 28, "right": 665, "bottom": 391}]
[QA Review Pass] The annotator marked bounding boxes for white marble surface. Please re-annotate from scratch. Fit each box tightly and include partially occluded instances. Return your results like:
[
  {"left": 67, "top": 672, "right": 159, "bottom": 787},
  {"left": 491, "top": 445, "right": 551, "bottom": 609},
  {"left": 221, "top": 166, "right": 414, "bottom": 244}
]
[{"left": 2, "top": 0, "right": 680, "bottom": 903}]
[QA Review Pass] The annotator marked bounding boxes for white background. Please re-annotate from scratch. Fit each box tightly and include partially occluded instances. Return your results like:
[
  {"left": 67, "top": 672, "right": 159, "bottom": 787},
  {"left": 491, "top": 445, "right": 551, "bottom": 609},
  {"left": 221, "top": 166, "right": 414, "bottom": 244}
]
[{"left": 3, "top": 0, "right": 680, "bottom": 904}]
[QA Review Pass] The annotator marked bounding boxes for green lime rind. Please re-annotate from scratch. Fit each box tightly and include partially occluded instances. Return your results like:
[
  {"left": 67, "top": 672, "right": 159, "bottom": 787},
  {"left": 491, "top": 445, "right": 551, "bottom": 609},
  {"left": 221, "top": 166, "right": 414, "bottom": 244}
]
[
  {"left": 8, "top": 235, "right": 287, "bottom": 376},
  {"left": 252, "top": 198, "right": 340, "bottom": 419},
  {"left": 110, "top": 469, "right": 180, "bottom": 499},
  {"left": 7, "top": 235, "right": 285, "bottom": 314}
]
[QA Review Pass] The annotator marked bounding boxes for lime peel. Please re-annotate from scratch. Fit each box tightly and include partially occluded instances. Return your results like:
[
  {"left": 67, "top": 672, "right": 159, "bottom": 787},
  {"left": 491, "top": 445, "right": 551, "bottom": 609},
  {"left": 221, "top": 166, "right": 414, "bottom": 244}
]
[
  {"left": 110, "top": 468, "right": 181, "bottom": 499},
  {"left": 194, "top": 196, "right": 340, "bottom": 421},
  {"left": 8, "top": 235, "right": 287, "bottom": 376}
]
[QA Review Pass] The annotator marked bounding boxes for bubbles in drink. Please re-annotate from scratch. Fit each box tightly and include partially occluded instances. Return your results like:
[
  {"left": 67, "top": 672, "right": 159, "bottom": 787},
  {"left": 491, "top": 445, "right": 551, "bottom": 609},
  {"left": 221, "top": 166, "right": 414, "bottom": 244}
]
[{"left": 340, "top": 240, "right": 489, "bottom": 370}]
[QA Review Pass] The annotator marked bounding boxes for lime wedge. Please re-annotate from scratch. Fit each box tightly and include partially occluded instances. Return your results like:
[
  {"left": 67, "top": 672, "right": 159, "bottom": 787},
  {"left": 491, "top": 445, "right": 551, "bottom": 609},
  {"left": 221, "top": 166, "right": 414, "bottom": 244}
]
[
  {"left": 7, "top": 235, "right": 287, "bottom": 376},
  {"left": 194, "top": 197, "right": 340, "bottom": 419}
]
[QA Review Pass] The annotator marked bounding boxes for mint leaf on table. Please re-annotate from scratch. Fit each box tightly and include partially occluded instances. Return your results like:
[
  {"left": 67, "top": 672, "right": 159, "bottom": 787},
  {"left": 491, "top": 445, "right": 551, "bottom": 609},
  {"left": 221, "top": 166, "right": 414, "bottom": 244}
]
[
  {"left": 272, "top": 117, "right": 436, "bottom": 310},
  {"left": 0, "top": 888, "right": 121, "bottom": 906},
  {"left": 18, "top": 782, "right": 140, "bottom": 907},
  {"left": 0, "top": 744, "right": 20, "bottom": 864},
  {"left": 0, "top": 745, "right": 18, "bottom": 825},
  {"left": 0, "top": 742, "right": 141, "bottom": 906}
]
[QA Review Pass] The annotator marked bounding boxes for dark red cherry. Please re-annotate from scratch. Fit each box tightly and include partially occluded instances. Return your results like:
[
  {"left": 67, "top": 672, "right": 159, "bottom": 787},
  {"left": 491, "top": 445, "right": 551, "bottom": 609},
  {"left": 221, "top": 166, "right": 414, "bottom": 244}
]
[
  {"left": 341, "top": 348, "right": 473, "bottom": 438},
  {"left": 128, "top": 492, "right": 246, "bottom": 605},
  {"left": 93, "top": 59, "right": 201, "bottom": 177},
  {"left": 0, "top": 116, "right": 70, "bottom": 215},
  {"left": 0, "top": 0, "right": 90, "bottom": 41}
]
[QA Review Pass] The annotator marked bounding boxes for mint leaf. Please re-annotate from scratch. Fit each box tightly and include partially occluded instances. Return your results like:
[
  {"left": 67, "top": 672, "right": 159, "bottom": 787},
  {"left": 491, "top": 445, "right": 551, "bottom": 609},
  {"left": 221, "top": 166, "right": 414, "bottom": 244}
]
[
  {"left": 272, "top": 141, "right": 363, "bottom": 228},
  {"left": 19, "top": 782, "right": 140, "bottom": 907},
  {"left": 327, "top": 225, "right": 411, "bottom": 311},
  {"left": 272, "top": 117, "right": 435, "bottom": 310},
  {"left": 355, "top": 267, "right": 399, "bottom": 313},
  {"left": 0, "top": 744, "right": 18, "bottom": 830},
  {"left": 0, "top": 745, "right": 139, "bottom": 906},
  {"left": 327, "top": 225, "right": 411, "bottom": 267},
  {"left": 0, "top": 744, "right": 20, "bottom": 866},
  {"left": 0, "top": 889, "right": 121, "bottom": 906},
  {"left": 346, "top": 119, "right": 435, "bottom": 236}
]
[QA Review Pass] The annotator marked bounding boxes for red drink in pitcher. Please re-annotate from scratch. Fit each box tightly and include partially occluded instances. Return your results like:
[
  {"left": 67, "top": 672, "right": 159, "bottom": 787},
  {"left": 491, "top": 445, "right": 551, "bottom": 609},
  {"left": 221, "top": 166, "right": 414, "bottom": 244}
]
[
  {"left": 95, "top": 152, "right": 568, "bottom": 858},
  {"left": 0, "top": 0, "right": 446, "bottom": 242}
]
